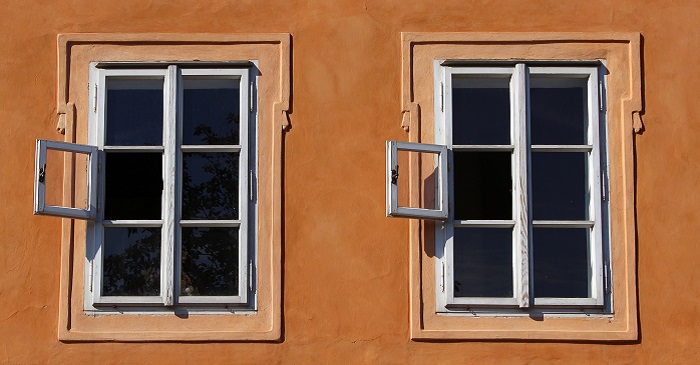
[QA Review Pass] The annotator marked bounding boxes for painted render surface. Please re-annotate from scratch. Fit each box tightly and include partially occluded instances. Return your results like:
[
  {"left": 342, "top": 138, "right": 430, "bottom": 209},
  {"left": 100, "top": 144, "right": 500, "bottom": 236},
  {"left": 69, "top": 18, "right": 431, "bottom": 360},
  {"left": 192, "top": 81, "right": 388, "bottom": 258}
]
[{"left": 0, "top": 0, "right": 699, "bottom": 363}]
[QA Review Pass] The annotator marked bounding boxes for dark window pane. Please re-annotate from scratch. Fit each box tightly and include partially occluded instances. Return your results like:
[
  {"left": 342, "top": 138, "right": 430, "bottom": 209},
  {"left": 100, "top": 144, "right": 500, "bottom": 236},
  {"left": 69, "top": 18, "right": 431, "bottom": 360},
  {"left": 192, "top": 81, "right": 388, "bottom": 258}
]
[
  {"left": 102, "top": 227, "right": 161, "bottom": 296},
  {"left": 452, "top": 76, "right": 510, "bottom": 145},
  {"left": 104, "top": 153, "right": 162, "bottom": 220},
  {"left": 454, "top": 151, "right": 512, "bottom": 220},
  {"left": 531, "top": 152, "right": 587, "bottom": 220},
  {"left": 183, "top": 77, "right": 241, "bottom": 145},
  {"left": 453, "top": 228, "right": 513, "bottom": 297},
  {"left": 530, "top": 77, "right": 587, "bottom": 145},
  {"left": 106, "top": 78, "right": 163, "bottom": 146},
  {"left": 181, "top": 227, "right": 239, "bottom": 296},
  {"left": 182, "top": 152, "right": 239, "bottom": 220},
  {"left": 533, "top": 228, "right": 589, "bottom": 298}
]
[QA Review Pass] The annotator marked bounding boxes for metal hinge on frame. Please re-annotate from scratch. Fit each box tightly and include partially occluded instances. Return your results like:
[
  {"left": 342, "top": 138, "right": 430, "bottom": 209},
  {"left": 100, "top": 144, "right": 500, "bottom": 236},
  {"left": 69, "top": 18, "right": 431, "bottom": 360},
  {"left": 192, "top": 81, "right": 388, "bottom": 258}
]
[
  {"left": 248, "top": 259, "right": 254, "bottom": 293},
  {"left": 440, "top": 81, "right": 445, "bottom": 112},
  {"left": 441, "top": 262, "right": 446, "bottom": 293},
  {"left": 89, "top": 262, "right": 94, "bottom": 292},
  {"left": 603, "top": 262, "right": 609, "bottom": 294},
  {"left": 602, "top": 168, "right": 608, "bottom": 201},
  {"left": 249, "top": 170, "right": 254, "bottom": 201},
  {"left": 93, "top": 84, "right": 98, "bottom": 113},
  {"left": 599, "top": 80, "right": 605, "bottom": 112},
  {"left": 249, "top": 81, "right": 254, "bottom": 113}
]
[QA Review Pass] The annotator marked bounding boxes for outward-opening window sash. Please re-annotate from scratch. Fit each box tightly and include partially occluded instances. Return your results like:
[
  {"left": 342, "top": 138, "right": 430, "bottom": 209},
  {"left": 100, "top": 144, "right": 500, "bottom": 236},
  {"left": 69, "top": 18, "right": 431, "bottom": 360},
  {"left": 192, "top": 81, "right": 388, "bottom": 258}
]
[
  {"left": 386, "top": 141, "right": 448, "bottom": 220},
  {"left": 34, "top": 139, "right": 98, "bottom": 219}
]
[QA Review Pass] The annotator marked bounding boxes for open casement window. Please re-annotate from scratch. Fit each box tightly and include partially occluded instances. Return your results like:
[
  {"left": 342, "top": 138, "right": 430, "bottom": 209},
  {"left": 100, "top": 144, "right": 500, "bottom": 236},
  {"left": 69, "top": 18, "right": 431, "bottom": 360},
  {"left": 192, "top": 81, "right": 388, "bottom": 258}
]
[
  {"left": 386, "top": 141, "right": 448, "bottom": 220},
  {"left": 438, "top": 63, "right": 608, "bottom": 311},
  {"left": 39, "top": 63, "right": 255, "bottom": 310},
  {"left": 34, "top": 139, "right": 98, "bottom": 219},
  {"left": 406, "top": 62, "right": 610, "bottom": 313}
]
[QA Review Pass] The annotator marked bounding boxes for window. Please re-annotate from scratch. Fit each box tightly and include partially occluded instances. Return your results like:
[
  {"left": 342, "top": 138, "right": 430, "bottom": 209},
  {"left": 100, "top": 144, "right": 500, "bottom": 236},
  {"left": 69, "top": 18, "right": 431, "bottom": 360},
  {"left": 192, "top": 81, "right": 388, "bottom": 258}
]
[
  {"left": 390, "top": 63, "right": 608, "bottom": 313},
  {"left": 434, "top": 64, "right": 608, "bottom": 312},
  {"left": 38, "top": 64, "right": 255, "bottom": 309},
  {"left": 397, "top": 32, "right": 641, "bottom": 340},
  {"left": 37, "top": 33, "right": 288, "bottom": 341}
]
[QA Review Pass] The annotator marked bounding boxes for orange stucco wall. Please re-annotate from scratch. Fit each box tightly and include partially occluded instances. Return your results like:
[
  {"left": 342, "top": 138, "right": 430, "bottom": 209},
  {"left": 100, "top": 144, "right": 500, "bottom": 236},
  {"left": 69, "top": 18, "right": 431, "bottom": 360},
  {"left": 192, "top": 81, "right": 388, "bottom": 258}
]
[{"left": 1, "top": 0, "right": 699, "bottom": 363}]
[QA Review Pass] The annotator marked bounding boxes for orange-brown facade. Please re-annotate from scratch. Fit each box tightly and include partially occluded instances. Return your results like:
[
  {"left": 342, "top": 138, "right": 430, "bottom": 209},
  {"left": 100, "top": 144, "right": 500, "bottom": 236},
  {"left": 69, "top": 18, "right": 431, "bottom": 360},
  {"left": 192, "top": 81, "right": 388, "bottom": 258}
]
[{"left": 1, "top": 0, "right": 699, "bottom": 363}]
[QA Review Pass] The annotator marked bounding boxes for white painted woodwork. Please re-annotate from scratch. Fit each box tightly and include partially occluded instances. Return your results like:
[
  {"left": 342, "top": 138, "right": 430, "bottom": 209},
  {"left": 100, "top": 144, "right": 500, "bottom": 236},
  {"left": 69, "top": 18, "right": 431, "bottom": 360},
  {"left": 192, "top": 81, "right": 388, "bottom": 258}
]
[
  {"left": 34, "top": 139, "right": 98, "bottom": 220},
  {"left": 513, "top": 63, "right": 530, "bottom": 308},
  {"left": 162, "top": 65, "right": 177, "bottom": 306},
  {"left": 386, "top": 140, "right": 449, "bottom": 220}
]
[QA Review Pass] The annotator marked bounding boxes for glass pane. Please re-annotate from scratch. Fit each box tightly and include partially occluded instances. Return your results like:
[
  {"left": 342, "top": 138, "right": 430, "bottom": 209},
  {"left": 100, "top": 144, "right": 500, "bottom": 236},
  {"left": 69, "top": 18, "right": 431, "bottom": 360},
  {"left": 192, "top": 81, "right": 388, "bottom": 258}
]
[
  {"left": 453, "top": 228, "right": 513, "bottom": 297},
  {"left": 531, "top": 152, "right": 587, "bottom": 220},
  {"left": 182, "top": 152, "right": 239, "bottom": 220},
  {"left": 106, "top": 78, "right": 163, "bottom": 146},
  {"left": 533, "top": 228, "right": 589, "bottom": 298},
  {"left": 181, "top": 227, "right": 239, "bottom": 296},
  {"left": 104, "top": 153, "right": 162, "bottom": 220},
  {"left": 452, "top": 76, "right": 511, "bottom": 145},
  {"left": 102, "top": 227, "right": 161, "bottom": 296},
  {"left": 453, "top": 151, "right": 512, "bottom": 220},
  {"left": 183, "top": 77, "right": 241, "bottom": 145},
  {"left": 530, "top": 77, "right": 587, "bottom": 145}
]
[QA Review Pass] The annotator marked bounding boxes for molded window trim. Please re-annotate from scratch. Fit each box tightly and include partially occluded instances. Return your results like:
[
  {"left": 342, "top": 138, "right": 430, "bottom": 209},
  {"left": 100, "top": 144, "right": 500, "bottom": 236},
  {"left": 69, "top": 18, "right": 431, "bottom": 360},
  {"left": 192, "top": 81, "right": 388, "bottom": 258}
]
[
  {"left": 47, "top": 33, "right": 289, "bottom": 342},
  {"left": 400, "top": 32, "right": 642, "bottom": 341}
]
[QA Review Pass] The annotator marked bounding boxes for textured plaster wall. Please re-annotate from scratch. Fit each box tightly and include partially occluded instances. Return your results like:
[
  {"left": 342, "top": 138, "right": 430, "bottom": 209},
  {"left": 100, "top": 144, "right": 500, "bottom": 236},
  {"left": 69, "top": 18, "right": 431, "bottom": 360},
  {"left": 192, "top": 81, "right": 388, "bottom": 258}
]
[{"left": 0, "top": 0, "right": 698, "bottom": 363}]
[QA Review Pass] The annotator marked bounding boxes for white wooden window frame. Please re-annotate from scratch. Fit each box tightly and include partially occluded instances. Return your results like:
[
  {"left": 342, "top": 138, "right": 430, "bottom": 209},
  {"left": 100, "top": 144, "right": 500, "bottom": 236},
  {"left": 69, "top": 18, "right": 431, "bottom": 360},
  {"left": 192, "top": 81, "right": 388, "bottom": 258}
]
[
  {"left": 79, "top": 64, "right": 254, "bottom": 309},
  {"left": 386, "top": 140, "right": 448, "bottom": 220},
  {"left": 34, "top": 139, "right": 98, "bottom": 219},
  {"left": 430, "top": 63, "right": 607, "bottom": 312}
]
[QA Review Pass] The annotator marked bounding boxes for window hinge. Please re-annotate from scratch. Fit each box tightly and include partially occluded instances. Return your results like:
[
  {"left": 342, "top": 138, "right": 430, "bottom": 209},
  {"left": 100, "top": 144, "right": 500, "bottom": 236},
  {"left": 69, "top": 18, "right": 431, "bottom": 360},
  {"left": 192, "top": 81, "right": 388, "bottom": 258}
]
[
  {"left": 601, "top": 168, "right": 608, "bottom": 201},
  {"left": 599, "top": 80, "right": 604, "bottom": 112},
  {"left": 249, "top": 82, "right": 254, "bottom": 113},
  {"left": 93, "top": 84, "right": 97, "bottom": 113},
  {"left": 249, "top": 170, "right": 254, "bottom": 201},
  {"left": 603, "top": 262, "right": 609, "bottom": 294},
  {"left": 89, "top": 262, "right": 94, "bottom": 292},
  {"left": 441, "top": 262, "right": 445, "bottom": 293},
  {"left": 440, "top": 81, "right": 444, "bottom": 112},
  {"left": 248, "top": 259, "right": 254, "bottom": 293}
]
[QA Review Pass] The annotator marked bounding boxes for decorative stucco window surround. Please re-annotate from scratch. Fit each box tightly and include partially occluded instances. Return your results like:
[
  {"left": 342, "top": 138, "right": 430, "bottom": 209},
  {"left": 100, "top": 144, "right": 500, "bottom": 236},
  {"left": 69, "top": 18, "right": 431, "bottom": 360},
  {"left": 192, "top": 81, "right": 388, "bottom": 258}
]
[
  {"left": 400, "top": 32, "right": 642, "bottom": 341},
  {"left": 52, "top": 33, "right": 290, "bottom": 341}
]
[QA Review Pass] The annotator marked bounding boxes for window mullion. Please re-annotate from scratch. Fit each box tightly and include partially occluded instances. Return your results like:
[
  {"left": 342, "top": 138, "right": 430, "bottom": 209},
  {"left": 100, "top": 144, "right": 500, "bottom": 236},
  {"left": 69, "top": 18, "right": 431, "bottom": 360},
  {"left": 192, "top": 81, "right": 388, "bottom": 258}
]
[
  {"left": 161, "top": 65, "right": 178, "bottom": 306},
  {"left": 512, "top": 63, "right": 530, "bottom": 308}
]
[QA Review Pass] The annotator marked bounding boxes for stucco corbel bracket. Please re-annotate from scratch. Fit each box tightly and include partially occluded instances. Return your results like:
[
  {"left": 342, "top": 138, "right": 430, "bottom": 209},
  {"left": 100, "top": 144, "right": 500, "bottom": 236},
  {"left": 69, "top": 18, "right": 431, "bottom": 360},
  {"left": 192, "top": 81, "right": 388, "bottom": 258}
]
[
  {"left": 276, "top": 102, "right": 291, "bottom": 132},
  {"left": 401, "top": 102, "right": 420, "bottom": 133},
  {"left": 632, "top": 111, "right": 643, "bottom": 134},
  {"left": 55, "top": 102, "right": 74, "bottom": 135}
]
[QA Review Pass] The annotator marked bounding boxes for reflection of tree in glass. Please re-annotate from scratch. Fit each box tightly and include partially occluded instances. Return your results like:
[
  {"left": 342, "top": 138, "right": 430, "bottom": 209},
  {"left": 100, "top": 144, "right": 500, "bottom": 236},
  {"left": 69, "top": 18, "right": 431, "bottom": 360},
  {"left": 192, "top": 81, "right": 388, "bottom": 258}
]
[
  {"left": 103, "top": 228, "right": 160, "bottom": 296},
  {"left": 181, "top": 228, "right": 239, "bottom": 296},
  {"left": 182, "top": 113, "right": 240, "bottom": 220},
  {"left": 180, "top": 113, "right": 241, "bottom": 296}
]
